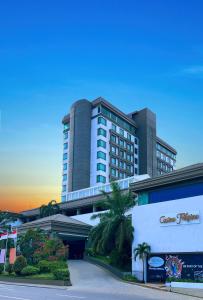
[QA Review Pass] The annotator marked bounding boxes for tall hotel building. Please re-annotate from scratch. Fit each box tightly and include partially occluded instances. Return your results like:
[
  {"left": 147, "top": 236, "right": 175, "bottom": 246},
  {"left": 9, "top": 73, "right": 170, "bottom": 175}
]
[{"left": 61, "top": 97, "right": 177, "bottom": 201}]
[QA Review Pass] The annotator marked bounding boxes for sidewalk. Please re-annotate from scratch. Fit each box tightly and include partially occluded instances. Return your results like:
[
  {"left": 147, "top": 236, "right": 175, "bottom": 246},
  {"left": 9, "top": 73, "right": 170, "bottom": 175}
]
[{"left": 132, "top": 282, "right": 203, "bottom": 299}]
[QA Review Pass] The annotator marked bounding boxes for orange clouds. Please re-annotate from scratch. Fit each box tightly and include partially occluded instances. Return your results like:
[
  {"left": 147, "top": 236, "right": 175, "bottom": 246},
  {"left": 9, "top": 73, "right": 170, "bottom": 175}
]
[{"left": 0, "top": 185, "right": 60, "bottom": 212}]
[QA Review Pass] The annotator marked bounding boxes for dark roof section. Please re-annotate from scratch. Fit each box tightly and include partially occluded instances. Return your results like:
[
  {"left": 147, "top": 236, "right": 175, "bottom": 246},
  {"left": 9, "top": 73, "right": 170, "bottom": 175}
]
[
  {"left": 130, "top": 163, "right": 203, "bottom": 193},
  {"left": 21, "top": 214, "right": 90, "bottom": 226},
  {"left": 62, "top": 97, "right": 139, "bottom": 127},
  {"left": 156, "top": 136, "right": 177, "bottom": 154},
  {"left": 92, "top": 97, "right": 138, "bottom": 128},
  {"left": 18, "top": 214, "right": 91, "bottom": 237}
]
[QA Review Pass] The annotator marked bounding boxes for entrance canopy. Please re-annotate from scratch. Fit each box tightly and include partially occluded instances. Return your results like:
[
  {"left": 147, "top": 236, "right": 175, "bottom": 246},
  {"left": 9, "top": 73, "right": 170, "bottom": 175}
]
[{"left": 18, "top": 214, "right": 92, "bottom": 241}]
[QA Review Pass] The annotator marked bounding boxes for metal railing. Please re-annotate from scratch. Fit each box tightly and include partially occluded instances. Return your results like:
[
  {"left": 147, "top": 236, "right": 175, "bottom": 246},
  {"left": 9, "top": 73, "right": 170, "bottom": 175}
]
[{"left": 65, "top": 174, "right": 149, "bottom": 202}]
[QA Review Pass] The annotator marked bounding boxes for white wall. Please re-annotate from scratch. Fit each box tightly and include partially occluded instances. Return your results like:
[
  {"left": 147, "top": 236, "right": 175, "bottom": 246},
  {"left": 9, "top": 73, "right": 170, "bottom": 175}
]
[
  {"left": 71, "top": 211, "right": 103, "bottom": 226},
  {"left": 132, "top": 195, "right": 203, "bottom": 279}
]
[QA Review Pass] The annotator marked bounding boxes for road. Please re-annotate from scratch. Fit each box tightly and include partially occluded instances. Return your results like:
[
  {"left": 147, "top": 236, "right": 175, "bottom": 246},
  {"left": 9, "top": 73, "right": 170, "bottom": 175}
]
[{"left": 0, "top": 260, "right": 197, "bottom": 300}]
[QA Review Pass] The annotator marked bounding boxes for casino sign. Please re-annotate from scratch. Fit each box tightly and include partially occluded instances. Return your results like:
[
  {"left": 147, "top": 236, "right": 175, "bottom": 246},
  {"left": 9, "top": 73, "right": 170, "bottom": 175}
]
[{"left": 159, "top": 211, "right": 200, "bottom": 226}]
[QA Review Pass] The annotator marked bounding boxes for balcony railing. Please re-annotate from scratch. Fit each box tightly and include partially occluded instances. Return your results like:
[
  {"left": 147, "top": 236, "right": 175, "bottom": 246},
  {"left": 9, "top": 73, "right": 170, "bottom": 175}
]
[{"left": 64, "top": 174, "right": 149, "bottom": 202}]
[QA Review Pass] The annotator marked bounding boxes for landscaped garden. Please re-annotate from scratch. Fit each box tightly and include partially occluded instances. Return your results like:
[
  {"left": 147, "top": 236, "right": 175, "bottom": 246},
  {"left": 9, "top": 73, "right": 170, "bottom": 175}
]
[{"left": 0, "top": 228, "right": 70, "bottom": 285}]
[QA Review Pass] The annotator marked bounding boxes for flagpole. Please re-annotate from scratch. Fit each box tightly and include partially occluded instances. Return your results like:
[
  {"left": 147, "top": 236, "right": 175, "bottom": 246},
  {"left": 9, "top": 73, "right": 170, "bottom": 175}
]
[{"left": 3, "top": 230, "right": 8, "bottom": 273}]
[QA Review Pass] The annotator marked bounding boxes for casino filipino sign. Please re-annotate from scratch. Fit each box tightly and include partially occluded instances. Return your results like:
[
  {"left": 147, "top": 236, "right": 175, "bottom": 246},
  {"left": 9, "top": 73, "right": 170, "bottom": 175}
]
[{"left": 159, "top": 211, "right": 200, "bottom": 226}]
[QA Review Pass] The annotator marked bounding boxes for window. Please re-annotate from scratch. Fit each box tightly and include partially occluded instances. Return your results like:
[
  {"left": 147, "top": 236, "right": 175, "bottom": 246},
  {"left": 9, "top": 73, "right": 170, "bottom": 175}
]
[
  {"left": 97, "top": 163, "right": 106, "bottom": 172},
  {"left": 64, "top": 143, "right": 68, "bottom": 150},
  {"left": 126, "top": 164, "right": 131, "bottom": 172},
  {"left": 134, "top": 138, "right": 138, "bottom": 145},
  {"left": 98, "top": 106, "right": 101, "bottom": 113},
  {"left": 97, "top": 128, "right": 107, "bottom": 137},
  {"left": 112, "top": 123, "right": 117, "bottom": 132},
  {"left": 120, "top": 150, "right": 126, "bottom": 159},
  {"left": 111, "top": 168, "right": 117, "bottom": 177},
  {"left": 64, "top": 132, "right": 68, "bottom": 139},
  {"left": 111, "top": 145, "right": 118, "bottom": 155},
  {"left": 97, "top": 151, "right": 106, "bottom": 160},
  {"left": 134, "top": 167, "right": 138, "bottom": 174},
  {"left": 127, "top": 133, "right": 131, "bottom": 141},
  {"left": 97, "top": 139, "right": 106, "bottom": 148},
  {"left": 98, "top": 116, "right": 107, "bottom": 126},
  {"left": 62, "top": 195, "right": 66, "bottom": 202},
  {"left": 119, "top": 128, "right": 124, "bottom": 136},
  {"left": 63, "top": 163, "right": 67, "bottom": 170},
  {"left": 134, "top": 148, "right": 138, "bottom": 155},
  {"left": 62, "top": 185, "right": 66, "bottom": 192},
  {"left": 111, "top": 157, "right": 117, "bottom": 166},
  {"left": 111, "top": 135, "right": 117, "bottom": 143},
  {"left": 97, "top": 175, "right": 106, "bottom": 183},
  {"left": 63, "top": 174, "right": 67, "bottom": 181},
  {"left": 135, "top": 158, "right": 138, "bottom": 164},
  {"left": 119, "top": 172, "right": 125, "bottom": 179},
  {"left": 126, "top": 143, "right": 131, "bottom": 151},
  {"left": 64, "top": 123, "right": 69, "bottom": 131},
  {"left": 63, "top": 153, "right": 68, "bottom": 160},
  {"left": 120, "top": 160, "right": 125, "bottom": 169},
  {"left": 119, "top": 139, "right": 124, "bottom": 147},
  {"left": 126, "top": 153, "right": 131, "bottom": 161}
]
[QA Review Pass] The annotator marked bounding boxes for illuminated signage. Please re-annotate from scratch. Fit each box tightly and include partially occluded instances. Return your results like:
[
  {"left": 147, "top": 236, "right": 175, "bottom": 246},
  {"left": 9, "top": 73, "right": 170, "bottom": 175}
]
[{"left": 159, "top": 211, "right": 200, "bottom": 226}]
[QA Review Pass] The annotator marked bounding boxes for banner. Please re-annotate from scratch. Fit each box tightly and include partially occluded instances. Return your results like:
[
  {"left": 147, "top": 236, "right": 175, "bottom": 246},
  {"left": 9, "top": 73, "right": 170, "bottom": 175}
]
[
  {"left": 147, "top": 253, "right": 203, "bottom": 282},
  {"left": 0, "top": 233, "right": 8, "bottom": 241},
  {"left": 8, "top": 230, "right": 17, "bottom": 239},
  {"left": 9, "top": 248, "right": 16, "bottom": 264},
  {"left": 0, "top": 249, "right": 6, "bottom": 263}
]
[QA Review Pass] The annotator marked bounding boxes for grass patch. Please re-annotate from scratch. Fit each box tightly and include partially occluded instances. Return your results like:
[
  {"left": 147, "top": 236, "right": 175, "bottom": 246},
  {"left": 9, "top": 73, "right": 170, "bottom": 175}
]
[{"left": 0, "top": 272, "right": 56, "bottom": 280}]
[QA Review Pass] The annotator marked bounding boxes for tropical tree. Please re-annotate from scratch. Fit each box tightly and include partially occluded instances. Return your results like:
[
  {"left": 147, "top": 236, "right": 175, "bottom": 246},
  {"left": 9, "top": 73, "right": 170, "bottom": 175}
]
[
  {"left": 89, "top": 182, "right": 136, "bottom": 269},
  {"left": 134, "top": 242, "right": 151, "bottom": 282},
  {"left": 40, "top": 200, "right": 60, "bottom": 218},
  {"left": 17, "top": 228, "right": 47, "bottom": 264}
]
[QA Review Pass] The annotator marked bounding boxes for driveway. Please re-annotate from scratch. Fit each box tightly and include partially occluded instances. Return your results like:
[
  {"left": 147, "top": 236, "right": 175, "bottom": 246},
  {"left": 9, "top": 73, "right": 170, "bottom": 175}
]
[
  {"left": 0, "top": 261, "right": 197, "bottom": 300},
  {"left": 68, "top": 259, "right": 197, "bottom": 300}
]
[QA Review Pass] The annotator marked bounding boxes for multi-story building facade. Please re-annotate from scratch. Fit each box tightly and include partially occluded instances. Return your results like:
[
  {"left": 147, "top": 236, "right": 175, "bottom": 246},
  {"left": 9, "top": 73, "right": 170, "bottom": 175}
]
[{"left": 61, "top": 97, "right": 177, "bottom": 202}]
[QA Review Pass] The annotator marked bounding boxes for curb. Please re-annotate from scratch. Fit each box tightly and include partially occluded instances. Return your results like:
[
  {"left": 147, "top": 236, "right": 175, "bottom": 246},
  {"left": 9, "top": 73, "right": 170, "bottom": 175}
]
[{"left": 0, "top": 280, "right": 71, "bottom": 290}]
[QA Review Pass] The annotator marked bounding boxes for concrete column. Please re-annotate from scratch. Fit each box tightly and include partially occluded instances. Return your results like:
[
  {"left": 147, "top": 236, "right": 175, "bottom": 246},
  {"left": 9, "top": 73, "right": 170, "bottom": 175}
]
[
  {"left": 93, "top": 205, "right": 97, "bottom": 213},
  {"left": 77, "top": 208, "right": 81, "bottom": 215}
]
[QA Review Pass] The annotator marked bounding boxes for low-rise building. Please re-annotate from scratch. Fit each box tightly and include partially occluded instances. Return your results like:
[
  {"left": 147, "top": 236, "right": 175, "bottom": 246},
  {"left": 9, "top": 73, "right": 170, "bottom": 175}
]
[{"left": 131, "top": 163, "right": 203, "bottom": 282}]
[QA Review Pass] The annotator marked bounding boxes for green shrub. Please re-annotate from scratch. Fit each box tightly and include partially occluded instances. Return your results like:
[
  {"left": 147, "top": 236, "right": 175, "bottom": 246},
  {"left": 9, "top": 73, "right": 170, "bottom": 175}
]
[
  {"left": 0, "top": 264, "right": 4, "bottom": 274},
  {"left": 48, "top": 261, "right": 67, "bottom": 272},
  {"left": 123, "top": 274, "right": 139, "bottom": 282},
  {"left": 37, "top": 260, "right": 50, "bottom": 273},
  {"left": 5, "top": 264, "right": 13, "bottom": 274},
  {"left": 85, "top": 248, "right": 96, "bottom": 257},
  {"left": 38, "top": 260, "right": 67, "bottom": 273},
  {"left": 13, "top": 256, "right": 27, "bottom": 275},
  {"left": 21, "top": 266, "right": 39, "bottom": 276},
  {"left": 53, "top": 268, "right": 70, "bottom": 281}
]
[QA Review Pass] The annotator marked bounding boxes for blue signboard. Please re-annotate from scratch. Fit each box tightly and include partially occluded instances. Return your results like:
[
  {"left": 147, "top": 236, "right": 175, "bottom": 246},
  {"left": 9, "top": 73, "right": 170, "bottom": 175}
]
[{"left": 147, "top": 253, "right": 203, "bottom": 282}]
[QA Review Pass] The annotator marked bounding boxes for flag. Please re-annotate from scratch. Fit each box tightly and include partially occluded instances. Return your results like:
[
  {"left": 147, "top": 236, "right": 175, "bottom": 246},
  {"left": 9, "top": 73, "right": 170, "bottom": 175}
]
[
  {"left": 0, "top": 249, "right": 6, "bottom": 263},
  {"left": 9, "top": 248, "right": 16, "bottom": 264},
  {"left": 0, "top": 232, "right": 8, "bottom": 240},
  {"left": 8, "top": 230, "right": 17, "bottom": 239}
]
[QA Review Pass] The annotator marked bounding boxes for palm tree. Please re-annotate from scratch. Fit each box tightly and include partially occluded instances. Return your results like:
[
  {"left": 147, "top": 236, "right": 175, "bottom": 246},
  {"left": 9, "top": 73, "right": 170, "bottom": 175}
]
[
  {"left": 40, "top": 200, "right": 60, "bottom": 218},
  {"left": 89, "top": 182, "right": 136, "bottom": 268},
  {"left": 134, "top": 242, "right": 151, "bottom": 282}
]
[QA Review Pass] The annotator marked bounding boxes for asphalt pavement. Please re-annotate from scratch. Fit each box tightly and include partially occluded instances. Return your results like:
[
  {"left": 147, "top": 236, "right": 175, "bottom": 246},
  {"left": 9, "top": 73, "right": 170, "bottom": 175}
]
[{"left": 0, "top": 260, "right": 198, "bottom": 300}]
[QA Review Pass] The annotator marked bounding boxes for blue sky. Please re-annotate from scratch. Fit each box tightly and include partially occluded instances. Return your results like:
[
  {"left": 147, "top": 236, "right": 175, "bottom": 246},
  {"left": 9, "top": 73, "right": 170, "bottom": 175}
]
[{"left": 0, "top": 0, "right": 203, "bottom": 210}]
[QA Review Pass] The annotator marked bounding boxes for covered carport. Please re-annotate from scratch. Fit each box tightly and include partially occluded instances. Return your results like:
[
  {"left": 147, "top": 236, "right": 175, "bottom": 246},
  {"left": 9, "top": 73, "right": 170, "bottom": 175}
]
[{"left": 18, "top": 214, "right": 92, "bottom": 259}]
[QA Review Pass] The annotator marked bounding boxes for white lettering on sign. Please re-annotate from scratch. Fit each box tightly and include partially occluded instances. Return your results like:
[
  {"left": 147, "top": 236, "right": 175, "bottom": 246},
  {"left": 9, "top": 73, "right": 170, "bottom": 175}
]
[{"left": 159, "top": 211, "right": 200, "bottom": 226}]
